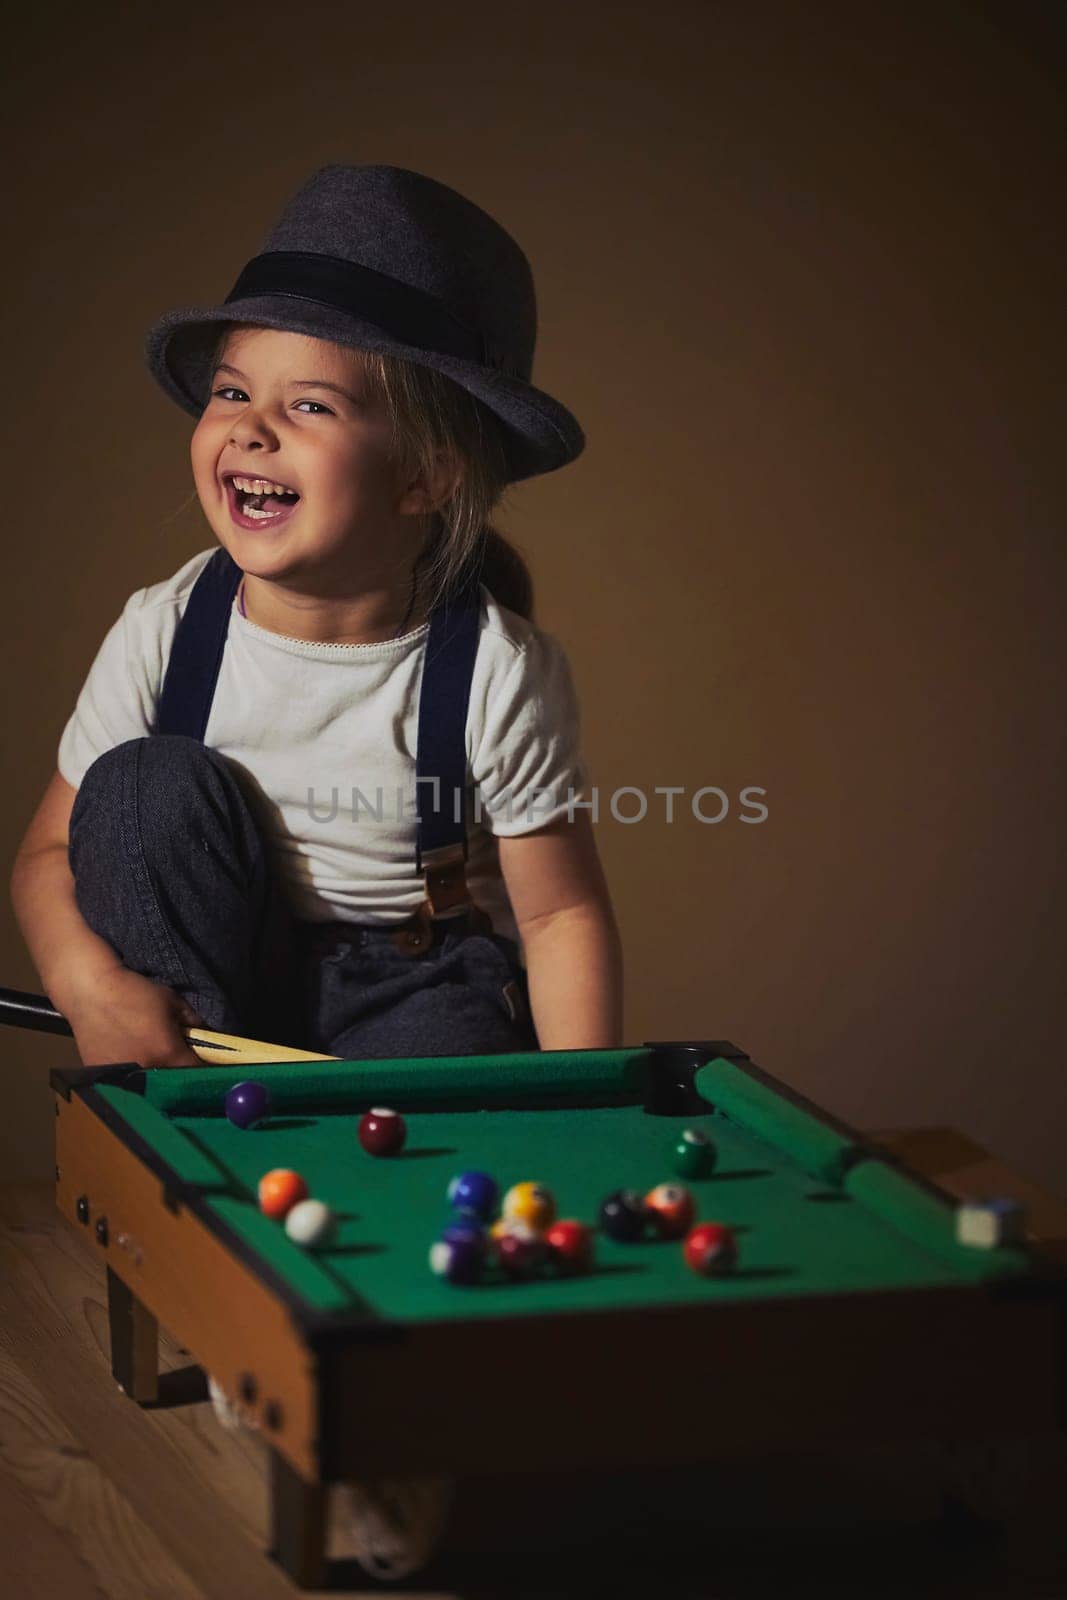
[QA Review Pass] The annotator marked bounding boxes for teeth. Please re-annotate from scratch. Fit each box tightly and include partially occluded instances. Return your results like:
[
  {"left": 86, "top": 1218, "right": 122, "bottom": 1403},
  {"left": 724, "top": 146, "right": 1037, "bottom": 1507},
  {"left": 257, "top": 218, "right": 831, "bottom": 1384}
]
[
  {"left": 231, "top": 475, "right": 297, "bottom": 496},
  {"left": 242, "top": 503, "right": 286, "bottom": 520}
]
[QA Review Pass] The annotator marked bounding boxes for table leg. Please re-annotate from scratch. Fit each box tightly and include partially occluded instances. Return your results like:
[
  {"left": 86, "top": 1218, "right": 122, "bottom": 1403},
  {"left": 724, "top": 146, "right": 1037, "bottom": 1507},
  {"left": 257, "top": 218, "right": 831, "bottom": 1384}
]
[
  {"left": 106, "top": 1266, "right": 159, "bottom": 1403},
  {"left": 941, "top": 1433, "right": 1067, "bottom": 1579},
  {"left": 268, "top": 1448, "right": 328, "bottom": 1589}
]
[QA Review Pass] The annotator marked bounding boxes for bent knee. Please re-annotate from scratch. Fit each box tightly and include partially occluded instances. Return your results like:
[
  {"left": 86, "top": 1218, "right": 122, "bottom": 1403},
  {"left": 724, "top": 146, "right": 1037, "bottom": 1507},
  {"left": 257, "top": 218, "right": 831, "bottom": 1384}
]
[{"left": 78, "top": 735, "right": 228, "bottom": 800}]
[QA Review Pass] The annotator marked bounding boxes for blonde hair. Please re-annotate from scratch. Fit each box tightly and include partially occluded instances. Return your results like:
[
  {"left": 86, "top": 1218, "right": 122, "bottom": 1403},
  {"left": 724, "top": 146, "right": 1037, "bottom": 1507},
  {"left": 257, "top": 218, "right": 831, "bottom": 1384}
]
[{"left": 209, "top": 324, "right": 534, "bottom": 620}]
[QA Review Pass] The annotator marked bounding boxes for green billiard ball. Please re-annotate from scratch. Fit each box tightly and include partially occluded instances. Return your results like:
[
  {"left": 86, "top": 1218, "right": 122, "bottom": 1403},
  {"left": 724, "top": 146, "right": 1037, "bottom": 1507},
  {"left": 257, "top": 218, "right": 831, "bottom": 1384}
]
[{"left": 671, "top": 1128, "right": 716, "bottom": 1179}]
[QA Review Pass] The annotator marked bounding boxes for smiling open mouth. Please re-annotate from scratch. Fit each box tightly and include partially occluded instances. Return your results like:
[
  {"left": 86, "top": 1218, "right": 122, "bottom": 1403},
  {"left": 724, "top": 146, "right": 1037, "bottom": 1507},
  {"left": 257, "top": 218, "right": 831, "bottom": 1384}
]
[{"left": 225, "top": 475, "right": 301, "bottom": 525}]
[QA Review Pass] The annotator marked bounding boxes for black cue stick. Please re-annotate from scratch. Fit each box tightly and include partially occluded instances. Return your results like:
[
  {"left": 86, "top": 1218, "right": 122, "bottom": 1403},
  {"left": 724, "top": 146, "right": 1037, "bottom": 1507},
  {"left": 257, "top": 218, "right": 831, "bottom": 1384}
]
[
  {"left": 0, "top": 984, "right": 243, "bottom": 1054},
  {"left": 0, "top": 985, "right": 336, "bottom": 1062},
  {"left": 0, "top": 986, "right": 71, "bottom": 1037}
]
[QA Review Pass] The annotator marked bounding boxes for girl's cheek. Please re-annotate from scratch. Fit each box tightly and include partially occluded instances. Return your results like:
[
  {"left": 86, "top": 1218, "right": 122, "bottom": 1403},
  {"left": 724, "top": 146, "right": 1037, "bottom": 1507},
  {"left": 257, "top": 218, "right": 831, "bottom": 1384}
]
[{"left": 189, "top": 435, "right": 210, "bottom": 479}]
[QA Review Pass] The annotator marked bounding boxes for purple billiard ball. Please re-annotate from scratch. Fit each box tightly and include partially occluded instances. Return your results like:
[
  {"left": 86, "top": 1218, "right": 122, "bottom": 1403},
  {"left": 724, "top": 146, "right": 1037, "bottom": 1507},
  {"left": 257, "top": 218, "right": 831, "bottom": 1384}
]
[
  {"left": 225, "top": 1080, "right": 270, "bottom": 1130},
  {"left": 429, "top": 1234, "right": 485, "bottom": 1285},
  {"left": 442, "top": 1219, "right": 489, "bottom": 1256}
]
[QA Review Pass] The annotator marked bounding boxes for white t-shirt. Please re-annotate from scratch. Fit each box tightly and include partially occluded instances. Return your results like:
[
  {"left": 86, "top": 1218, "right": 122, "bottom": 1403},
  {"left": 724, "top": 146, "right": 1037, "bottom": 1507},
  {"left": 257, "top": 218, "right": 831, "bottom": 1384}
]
[{"left": 58, "top": 548, "right": 588, "bottom": 946}]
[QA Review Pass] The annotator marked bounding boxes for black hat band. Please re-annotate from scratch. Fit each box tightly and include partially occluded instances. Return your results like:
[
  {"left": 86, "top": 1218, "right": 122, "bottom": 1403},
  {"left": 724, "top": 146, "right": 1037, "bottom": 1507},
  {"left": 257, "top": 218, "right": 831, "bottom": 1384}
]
[{"left": 224, "top": 251, "right": 515, "bottom": 377}]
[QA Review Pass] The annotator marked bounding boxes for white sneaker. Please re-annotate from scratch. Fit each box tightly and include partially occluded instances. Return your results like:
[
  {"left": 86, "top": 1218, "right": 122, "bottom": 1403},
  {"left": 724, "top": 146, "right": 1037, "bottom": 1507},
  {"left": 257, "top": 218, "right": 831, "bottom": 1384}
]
[
  {"left": 206, "top": 1373, "right": 258, "bottom": 1433},
  {"left": 335, "top": 1475, "right": 454, "bottom": 1580}
]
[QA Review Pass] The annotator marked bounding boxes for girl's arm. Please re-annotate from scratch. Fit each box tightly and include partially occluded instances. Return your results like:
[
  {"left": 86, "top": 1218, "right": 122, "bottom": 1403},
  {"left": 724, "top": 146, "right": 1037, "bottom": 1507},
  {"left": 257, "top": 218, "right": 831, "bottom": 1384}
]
[
  {"left": 498, "top": 810, "right": 624, "bottom": 1050},
  {"left": 11, "top": 773, "right": 121, "bottom": 1010},
  {"left": 9, "top": 771, "right": 201, "bottom": 1066}
]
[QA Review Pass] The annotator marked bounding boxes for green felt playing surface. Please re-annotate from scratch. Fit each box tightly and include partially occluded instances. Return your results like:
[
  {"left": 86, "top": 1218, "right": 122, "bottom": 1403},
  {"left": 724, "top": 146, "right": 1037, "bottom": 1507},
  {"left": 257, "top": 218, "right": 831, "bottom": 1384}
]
[{"left": 94, "top": 1051, "right": 1028, "bottom": 1323}]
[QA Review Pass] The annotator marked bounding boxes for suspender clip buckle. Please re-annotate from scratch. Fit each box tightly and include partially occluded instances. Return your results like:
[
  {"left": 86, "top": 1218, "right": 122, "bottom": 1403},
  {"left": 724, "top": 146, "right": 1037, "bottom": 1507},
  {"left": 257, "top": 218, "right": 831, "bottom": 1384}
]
[{"left": 421, "top": 842, "right": 475, "bottom": 920}]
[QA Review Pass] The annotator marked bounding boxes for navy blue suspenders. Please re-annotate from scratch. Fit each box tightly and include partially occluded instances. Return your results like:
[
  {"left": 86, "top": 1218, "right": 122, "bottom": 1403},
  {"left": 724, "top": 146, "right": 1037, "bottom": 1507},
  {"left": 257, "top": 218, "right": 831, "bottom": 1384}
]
[
  {"left": 412, "top": 564, "right": 487, "bottom": 938},
  {"left": 155, "top": 550, "right": 242, "bottom": 741},
  {"left": 154, "top": 547, "right": 488, "bottom": 947}
]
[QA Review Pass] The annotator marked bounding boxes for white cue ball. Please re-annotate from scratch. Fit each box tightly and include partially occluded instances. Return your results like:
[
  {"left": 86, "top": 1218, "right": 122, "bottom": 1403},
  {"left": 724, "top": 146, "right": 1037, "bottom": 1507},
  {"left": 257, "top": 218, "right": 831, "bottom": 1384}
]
[{"left": 284, "top": 1199, "right": 336, "bottom": 1249}]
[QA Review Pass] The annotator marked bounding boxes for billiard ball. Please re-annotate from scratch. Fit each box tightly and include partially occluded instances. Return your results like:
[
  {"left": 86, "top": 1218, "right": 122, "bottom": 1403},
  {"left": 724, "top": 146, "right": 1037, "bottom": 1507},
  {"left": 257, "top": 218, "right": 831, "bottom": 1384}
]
[
  {"left": 683, "top": 1222, "right": 738, "bottom": 1276},
  {"left": 358, "top": 1106, "right": 406, "bottom": 1157},
  {"left": 598, "top": 1189, "right": 646, "bottom": 1242},
  {"left": 497, "top": 1230, "right": 545, "bottom": 1280},
  {"left": 544, "top": 1219, "right": 594, "bottom": 1275},
  {"left": 258, "top": 1169, "right": 309, "bottom": 1220},
  {"left": 644, "top": 1182, "right": 696, "bottom": 1240},
  {"left": 442, "top": 1219, "right": 489, "bottom": 1253},
  {"left": 284, "top": 1199, "right": 336, "bottom": 1249},
  {"left": 447, "top": 1171, "right": 498, "bottom": 1220},
  {"left": 489, "top": 1216, "right": 541, "bottom": 1249},
  {"left": 225, "top": 1080, "right": 270, "bottom": 1130},
  {"left": 671, "top": 1128, "right": 717, "bottom": 1179},
  {"left": 502, "top": 1181, "right": 557, "bottom": 1232},
  {"left": 429, "top": 1233, "right": 485, "bottom": 1285}
]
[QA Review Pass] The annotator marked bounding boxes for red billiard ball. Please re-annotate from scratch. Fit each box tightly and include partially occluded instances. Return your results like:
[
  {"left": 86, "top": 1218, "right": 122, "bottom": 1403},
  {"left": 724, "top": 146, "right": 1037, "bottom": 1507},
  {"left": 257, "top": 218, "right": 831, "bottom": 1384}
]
[
  {"left": 358, "top": 1107, "right": 406, "bottom": 1157},
  {"left": 544, "top": 1219, "right": 594, "bottom": 1275},
  {"left": 683, "top": 1222, "right": 738, "bottom": 1277},
  {"left": 644, "top": 1182, "right": 696, "bottom": 1240}
]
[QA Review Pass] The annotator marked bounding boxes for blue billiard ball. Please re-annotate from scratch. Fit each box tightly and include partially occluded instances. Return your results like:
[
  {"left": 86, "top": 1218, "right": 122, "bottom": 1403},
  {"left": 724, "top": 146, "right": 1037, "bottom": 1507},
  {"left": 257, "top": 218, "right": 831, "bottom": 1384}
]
[
  {"left": 447, "top": 1170, "right": 498, "bottom": 1220},
  {"left": 225, "top": 1080, "right": 270, "bottom": 1130}
]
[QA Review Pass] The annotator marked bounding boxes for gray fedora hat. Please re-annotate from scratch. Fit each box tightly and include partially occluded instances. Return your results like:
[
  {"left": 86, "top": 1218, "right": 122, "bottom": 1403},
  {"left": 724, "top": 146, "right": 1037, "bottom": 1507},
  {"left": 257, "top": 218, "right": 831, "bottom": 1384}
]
[{"left": 144, "top": 164, "right": 585, "bottom": 484}]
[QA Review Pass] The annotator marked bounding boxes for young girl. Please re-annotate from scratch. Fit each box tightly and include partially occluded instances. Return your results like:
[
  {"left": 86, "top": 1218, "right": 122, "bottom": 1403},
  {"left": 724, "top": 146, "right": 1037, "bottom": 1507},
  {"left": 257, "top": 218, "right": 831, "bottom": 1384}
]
[
  {"left": 12, "top": 162, "right": 622, "bottom": 1066},
  {"left": 9, "top": 164, "right": 623, "bottom": 1575}
]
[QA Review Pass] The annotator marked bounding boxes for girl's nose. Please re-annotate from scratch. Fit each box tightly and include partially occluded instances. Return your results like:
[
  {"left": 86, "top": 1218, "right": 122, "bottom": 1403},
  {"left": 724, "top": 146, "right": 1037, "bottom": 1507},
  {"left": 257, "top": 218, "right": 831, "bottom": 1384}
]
[{"left": 230, "top": 405, "right": 277, "bottom": 445}]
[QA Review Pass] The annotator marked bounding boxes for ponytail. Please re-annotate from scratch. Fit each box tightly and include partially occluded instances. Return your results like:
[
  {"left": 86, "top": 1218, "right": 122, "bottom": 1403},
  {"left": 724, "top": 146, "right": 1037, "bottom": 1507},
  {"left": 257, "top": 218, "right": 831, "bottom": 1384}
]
[{"left": 472, "top": 525, "right": 535, "bottom": 620}]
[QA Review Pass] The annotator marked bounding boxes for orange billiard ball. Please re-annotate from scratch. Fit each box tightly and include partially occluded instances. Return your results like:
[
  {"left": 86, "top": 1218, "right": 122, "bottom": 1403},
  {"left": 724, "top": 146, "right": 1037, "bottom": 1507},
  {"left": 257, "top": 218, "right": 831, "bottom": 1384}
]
[
  {"left": 644, "top": 1182, "right": 696, "bottom": 1240},
  {"left": 258, "top": 1169, "right": 309, "bottom": 1220}
]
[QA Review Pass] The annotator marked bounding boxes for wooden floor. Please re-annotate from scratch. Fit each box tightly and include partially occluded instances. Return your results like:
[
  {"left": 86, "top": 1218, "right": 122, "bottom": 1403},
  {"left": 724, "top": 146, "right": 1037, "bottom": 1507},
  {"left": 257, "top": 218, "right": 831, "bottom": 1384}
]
[{"left": 2, "top": 1146, "right": 1066, "bottom": 1598}]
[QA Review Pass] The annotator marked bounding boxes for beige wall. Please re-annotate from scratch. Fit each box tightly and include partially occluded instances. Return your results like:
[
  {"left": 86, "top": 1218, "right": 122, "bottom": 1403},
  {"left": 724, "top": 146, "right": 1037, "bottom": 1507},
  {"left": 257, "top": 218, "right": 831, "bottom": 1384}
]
[{"left": 3, "top": 4, "right": 1063, "bottom": 1192}]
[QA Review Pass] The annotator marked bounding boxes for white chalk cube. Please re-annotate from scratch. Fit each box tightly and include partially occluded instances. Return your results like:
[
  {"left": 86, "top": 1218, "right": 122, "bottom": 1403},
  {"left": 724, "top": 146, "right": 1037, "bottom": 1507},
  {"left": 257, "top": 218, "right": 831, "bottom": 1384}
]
[{"left": 956, "top": 1196, "right": 1026, "bottom": 1249}]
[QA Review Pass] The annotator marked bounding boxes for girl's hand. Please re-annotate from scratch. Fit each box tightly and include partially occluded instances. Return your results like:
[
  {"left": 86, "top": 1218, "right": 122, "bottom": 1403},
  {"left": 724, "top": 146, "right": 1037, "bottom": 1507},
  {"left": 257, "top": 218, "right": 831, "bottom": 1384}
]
[{"left": 64, "top": 966, "right": 206, "bottom": 1068}]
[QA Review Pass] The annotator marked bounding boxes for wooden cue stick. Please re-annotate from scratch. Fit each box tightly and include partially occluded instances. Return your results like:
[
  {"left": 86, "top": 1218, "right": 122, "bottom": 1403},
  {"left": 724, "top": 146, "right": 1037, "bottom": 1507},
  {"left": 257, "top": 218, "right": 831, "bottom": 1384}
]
[{"left": 0, "top": 985, "right": 339, "bottom": 1066}]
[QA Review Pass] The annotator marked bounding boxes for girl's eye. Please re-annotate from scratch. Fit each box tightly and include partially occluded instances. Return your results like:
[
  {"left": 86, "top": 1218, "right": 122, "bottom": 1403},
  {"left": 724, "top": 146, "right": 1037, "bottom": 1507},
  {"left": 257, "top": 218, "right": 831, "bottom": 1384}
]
[{"left": 209, "top": 386, "right": 333, "bottom": 416}]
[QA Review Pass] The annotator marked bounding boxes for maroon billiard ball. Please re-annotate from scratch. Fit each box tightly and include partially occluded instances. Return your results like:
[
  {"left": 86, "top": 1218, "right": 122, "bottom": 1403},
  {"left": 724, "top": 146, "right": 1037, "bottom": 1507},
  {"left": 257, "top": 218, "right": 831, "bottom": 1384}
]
[
  {"left": 496, "top": 1229, "right": 546, "bottom": 1280},
  {"left": 358, "top": 1106, "right": 406, "bottom": 1157}
]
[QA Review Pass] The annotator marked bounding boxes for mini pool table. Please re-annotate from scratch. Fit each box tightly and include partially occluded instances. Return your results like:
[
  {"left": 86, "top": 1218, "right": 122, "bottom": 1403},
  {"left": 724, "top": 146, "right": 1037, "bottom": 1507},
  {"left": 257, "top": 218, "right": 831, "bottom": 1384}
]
[{"left": 51, "top": 1040, "right": 1067, "bottom": 1587}]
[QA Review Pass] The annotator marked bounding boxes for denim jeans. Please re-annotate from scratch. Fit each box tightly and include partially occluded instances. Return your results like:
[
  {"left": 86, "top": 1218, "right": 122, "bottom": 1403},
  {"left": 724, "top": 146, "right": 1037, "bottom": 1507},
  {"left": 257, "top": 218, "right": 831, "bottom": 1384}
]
[{"left": 67, "top": 735, "right": 537, "bottom": 1059}]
